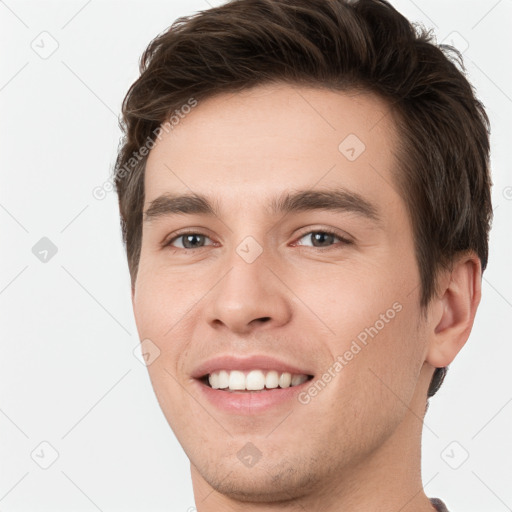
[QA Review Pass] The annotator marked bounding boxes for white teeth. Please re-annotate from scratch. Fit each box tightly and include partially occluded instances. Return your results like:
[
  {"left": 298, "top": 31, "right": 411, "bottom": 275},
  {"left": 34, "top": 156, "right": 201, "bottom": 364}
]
[
  {"left": 218, "top": 370, "right": 229, "bottom": 389},
  {"left": 246, "top": 370, "right": 265, "bottom": 390},
  {"left": 209, "top": 372, "right": 220, "bottom": 389},
  {"left": 228, "top": 370, "right": 246, "bottom": 390},
  {"left": 265, "top": 370, "right": 279, "bottom": 389},
  {"left": 279, "top": 372, "right": 291, "bottom": 388},
  {"left": 207, "top": 370, "right": 310, "bottom": 391}
]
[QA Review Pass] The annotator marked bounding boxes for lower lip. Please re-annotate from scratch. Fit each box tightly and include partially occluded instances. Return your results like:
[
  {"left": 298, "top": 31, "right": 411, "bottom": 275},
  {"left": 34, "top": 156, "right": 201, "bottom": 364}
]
[{"left": 194, "top": 379, "right": 312, "bottom": 414}]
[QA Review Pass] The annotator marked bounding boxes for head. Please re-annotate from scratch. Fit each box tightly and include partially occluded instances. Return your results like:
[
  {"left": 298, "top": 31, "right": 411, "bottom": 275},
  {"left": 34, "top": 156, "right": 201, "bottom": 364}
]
[{"left": 114, "top": 0, "right": 492, "bottom": 505}]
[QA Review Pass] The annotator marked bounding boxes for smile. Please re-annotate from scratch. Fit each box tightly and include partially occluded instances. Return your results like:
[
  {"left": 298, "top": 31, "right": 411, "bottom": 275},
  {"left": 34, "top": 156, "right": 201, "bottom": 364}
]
[{"left": 192, "top": 354, "right": 315, "bottom": 412}]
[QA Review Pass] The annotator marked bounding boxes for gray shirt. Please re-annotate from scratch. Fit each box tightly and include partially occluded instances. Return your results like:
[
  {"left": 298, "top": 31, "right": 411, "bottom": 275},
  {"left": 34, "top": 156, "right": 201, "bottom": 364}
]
[{"left": 430, "top": 497, "right": 449, "bottom": 511}]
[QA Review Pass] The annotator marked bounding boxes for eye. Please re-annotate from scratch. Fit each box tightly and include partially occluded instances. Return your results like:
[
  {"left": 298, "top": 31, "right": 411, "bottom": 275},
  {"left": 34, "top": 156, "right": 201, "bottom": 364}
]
[
  {"left": 163, "top": 229, "right": 351, "bottom": 251},
  {"left": 165, "top": 232, "right": 214, "bottom": 249},
  {"left": 294, "top": 229, "right": 352, "bottom": 249}
]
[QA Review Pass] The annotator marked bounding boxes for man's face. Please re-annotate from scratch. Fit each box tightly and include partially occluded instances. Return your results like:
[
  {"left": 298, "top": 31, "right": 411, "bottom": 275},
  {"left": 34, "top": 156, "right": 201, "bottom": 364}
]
[{"left": 132, "top": 84, "right": 433, "bottom": 501}]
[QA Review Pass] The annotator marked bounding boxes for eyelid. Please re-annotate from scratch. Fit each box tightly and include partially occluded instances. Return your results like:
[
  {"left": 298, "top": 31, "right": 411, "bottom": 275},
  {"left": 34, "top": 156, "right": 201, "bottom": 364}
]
[
  {"left": 162, "top": 228, "right": 217, "bottom": 249},
  {"left": 291, "top": 226, "right": 354, "bottom": 246}
]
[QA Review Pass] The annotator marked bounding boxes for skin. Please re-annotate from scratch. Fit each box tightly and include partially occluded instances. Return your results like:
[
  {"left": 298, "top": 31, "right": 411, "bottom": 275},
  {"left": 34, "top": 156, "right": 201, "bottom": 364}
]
[{"left": 131, "top": 83, "right": 481, "bottom": 511}]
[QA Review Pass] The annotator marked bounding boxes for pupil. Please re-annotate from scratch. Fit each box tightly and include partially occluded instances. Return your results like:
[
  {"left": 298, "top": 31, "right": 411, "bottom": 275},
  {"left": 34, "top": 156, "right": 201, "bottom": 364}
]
[
  {"left": 184, "top": 234, "right": 203, "bottom": 248},
  {"left": 313, "top": 232, "right": 334, "bottom": 246}
]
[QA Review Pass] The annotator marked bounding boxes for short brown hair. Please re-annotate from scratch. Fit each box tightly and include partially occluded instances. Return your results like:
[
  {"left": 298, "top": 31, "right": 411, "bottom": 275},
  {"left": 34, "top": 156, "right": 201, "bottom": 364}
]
[{"left": 114, "top": 0, "right": 492, "bottom": 398}]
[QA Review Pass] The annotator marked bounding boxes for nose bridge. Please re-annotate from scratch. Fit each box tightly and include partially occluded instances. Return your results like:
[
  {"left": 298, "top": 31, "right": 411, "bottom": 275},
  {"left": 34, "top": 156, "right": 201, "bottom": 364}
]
[
  {"left": 206, "top": 234, "right": 291, "bottom": 332},
  {"left": 223, "top": 234, "right": 274, "bottom": 305}
]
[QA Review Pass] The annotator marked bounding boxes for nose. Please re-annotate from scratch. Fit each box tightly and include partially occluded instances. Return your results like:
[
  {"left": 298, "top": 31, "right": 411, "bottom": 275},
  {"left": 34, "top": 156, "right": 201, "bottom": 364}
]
[{"left": 205, "top": 247, "right": 292, "bottom": 335}]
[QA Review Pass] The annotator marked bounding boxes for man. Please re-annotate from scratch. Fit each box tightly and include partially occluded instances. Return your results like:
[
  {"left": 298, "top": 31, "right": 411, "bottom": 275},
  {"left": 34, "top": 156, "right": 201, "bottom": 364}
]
[{"left": 114, "top": 0, "right": 492, "bottom": 510}]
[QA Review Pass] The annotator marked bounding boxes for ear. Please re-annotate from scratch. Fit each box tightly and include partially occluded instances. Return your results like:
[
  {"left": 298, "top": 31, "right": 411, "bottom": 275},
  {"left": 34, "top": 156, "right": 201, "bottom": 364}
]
[{"left": 425, "top": 252, "right": 482, "bottom": 368}]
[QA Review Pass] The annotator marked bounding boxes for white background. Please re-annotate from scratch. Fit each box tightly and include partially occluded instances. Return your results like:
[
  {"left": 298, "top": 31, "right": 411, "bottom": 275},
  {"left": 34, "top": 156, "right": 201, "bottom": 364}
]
[{"left": 1, "top": 0, "right": 511, "bottom": 511}]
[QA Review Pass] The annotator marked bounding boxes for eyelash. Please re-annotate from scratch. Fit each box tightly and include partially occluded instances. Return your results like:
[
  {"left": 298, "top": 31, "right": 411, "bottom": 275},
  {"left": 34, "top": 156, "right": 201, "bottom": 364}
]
[
  {"left": 163, "top": 228, "right": 352, "bottom": 251},
  {"left": 293, "top": 228, "right": 353, "bottom": 249}
]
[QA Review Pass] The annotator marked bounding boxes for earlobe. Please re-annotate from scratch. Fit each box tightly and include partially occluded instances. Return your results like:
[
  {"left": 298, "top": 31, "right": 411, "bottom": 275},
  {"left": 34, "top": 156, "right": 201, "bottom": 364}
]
[{"left": 426, "top": 253, "right": 482, "bottom": 369}]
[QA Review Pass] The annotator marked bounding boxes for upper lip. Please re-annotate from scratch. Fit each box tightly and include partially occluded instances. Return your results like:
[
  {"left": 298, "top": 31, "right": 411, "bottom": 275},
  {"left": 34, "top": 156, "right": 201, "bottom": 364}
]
[{"left": 191, "top": 354, "right": 314, "bottom": 379}]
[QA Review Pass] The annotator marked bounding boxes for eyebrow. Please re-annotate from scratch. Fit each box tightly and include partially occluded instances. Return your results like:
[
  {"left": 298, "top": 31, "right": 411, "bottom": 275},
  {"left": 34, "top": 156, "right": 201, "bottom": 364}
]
[{"left": 143, "top": 188, "right": 381, "bottom": 224}]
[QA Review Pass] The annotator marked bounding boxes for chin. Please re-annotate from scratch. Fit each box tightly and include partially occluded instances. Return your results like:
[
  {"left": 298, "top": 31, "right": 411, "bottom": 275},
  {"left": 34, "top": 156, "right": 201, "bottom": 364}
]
[{"left": 192, "top": 453, "right": 317, "bottom": 504}]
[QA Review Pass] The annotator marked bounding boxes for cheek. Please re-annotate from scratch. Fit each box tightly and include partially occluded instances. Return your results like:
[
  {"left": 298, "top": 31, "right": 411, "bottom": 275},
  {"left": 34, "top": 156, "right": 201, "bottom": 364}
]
[
  {"left": 132, "top": 270, "right": 197, "bottom": 429},
  {"left": 132, "top": 266, "right": 197, "bottom": 381},
  {"left": 133, "top": 256, "right": 198, "bottom": 335},
  {"left": 292, "top": 271, "right": 398, "bottom": 350},
  {"left": 304, "top": 265, "right": 425, "bottom": 401},
  {"left": 339, "top": 299, "right": 426, "bottom": 419},
  {"left": 316, "top": 302, "right": 425, "bottom": 449}
]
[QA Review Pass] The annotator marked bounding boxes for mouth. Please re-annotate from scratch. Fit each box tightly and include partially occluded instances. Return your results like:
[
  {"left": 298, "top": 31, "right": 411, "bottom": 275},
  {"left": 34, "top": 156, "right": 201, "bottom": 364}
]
[
  {"left": 199, "top": 369, "right": 314, "bottom": 392},
  {"left": 191, "top": 354, "right": 315, "bottom": 413}
]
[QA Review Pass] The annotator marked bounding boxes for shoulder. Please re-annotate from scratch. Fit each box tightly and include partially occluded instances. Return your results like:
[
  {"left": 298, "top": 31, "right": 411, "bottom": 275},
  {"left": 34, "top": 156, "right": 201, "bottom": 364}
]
[{"left": 430, "top": 497, "right": 449, "bottom": 512}]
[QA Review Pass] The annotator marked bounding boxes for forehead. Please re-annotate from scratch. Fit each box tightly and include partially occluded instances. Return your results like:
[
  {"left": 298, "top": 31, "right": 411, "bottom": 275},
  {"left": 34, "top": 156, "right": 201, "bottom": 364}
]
[{"left": 144, "top": 83, "right": 401, "bottom": 214}]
